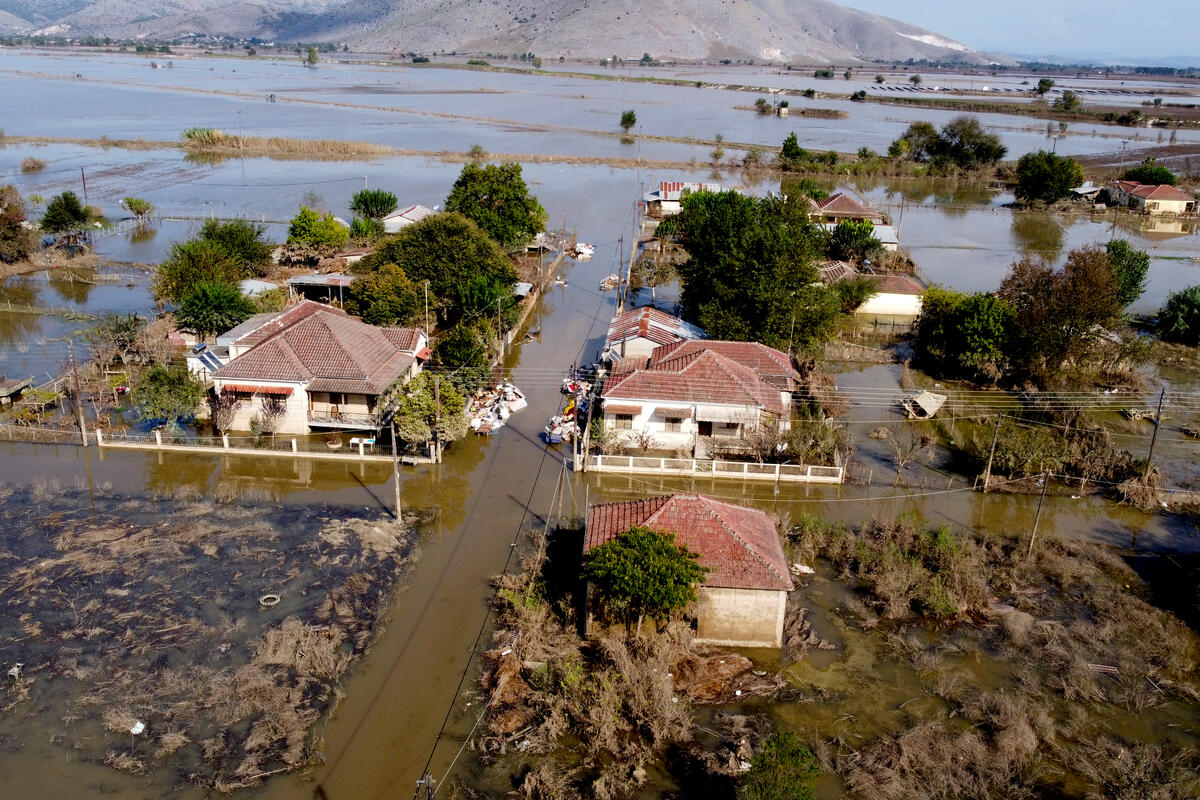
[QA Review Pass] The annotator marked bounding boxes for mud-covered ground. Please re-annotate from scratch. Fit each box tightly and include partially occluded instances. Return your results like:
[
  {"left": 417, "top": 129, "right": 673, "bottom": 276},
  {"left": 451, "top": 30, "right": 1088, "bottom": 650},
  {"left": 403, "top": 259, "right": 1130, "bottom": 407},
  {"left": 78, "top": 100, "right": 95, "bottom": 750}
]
[{"left": 0, "top": 482, "right": 421, "bottom": 793}]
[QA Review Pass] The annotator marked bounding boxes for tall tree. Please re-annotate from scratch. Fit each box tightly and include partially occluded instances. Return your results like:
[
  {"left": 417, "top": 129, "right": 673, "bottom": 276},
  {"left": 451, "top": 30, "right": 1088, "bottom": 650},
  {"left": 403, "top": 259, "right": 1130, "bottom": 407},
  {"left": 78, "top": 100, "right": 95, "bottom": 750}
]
[
  {"left": 154, "top": 239, "right": 244, "bottom": 303},
  {"left": 1014, "top": 150, "right": 1084, "bottom": 205},
  {"left": 40, "top": 191, "right": 91, "bottom": 234},
  {"left": 581, "top": 527, "right": 708, "bottom": 634},
  {"left": 0, "top": 184, "right": 36, "bottom": 263},
  {"left": 444, "top": 162, "right": 546, "bottom": 250},
  {"left": 389, "top": 372, "right": 468, "bottom": 450},
  {"left": 287, "top": 206, "right": 349, "bottom": 252},
  {"left": 348, "top": 263, "right": 422, "bottom": 326},
  {"left": 198, "top": 218, "right": 274, "bottom": 276},
  {"left": 620, "top": 109, "right": 637, "bottom": 133},
  {"left": 1106, "top": 239, "right": 1150, "bottom": 308},
  {"left": 176, "top": 281, "right": 256, "bottom": 339},
  {"left": 349, "top": 188, "right": 399, "bottom": 220}
]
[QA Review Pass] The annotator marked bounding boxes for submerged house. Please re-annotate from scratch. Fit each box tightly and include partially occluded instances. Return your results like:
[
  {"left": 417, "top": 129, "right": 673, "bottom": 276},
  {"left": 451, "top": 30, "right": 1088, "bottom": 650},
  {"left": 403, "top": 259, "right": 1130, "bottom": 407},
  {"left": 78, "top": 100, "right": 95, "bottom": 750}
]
[
  {"left": 585, "top": 494, "right": 794, "bottom": 647},
  {"left": 855, "top": 274, "right": 925, "bottom": 324},
  {"left": 603, "top": 307, "right": 706, "bottom": 361},
  {"left": 208, "top": 301, "right": 428, "bottom": 435},
  {"left": 643, "top": 181, "right": 723, "bottom": 216},
  {"left": 382, "top": 203, "right": 437, "bottom": 233},
  {"left": 1110, "top": 181, "right": 1197, "bottom": 215},
  {"left": 601, "top": 340, "right": 798, "bottom": 450},
  {"left": 810, "top": 191, "right": 888, "bottom": 225}
]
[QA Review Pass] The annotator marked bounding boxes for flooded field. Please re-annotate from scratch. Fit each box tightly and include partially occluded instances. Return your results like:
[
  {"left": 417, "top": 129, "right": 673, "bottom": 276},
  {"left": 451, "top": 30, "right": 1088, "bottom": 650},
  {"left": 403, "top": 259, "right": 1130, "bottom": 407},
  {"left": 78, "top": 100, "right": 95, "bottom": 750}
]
[{"left": 0, "top": 48, "right": 1199, "bottom": 798}]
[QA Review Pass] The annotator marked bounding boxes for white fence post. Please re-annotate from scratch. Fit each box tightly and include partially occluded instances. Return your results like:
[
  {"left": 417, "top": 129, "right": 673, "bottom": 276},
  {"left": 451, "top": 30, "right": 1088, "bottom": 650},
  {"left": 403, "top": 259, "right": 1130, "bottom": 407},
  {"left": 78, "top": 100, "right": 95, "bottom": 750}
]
[
  {"left": 291, "top": 438, "right": 298, "bottom": 453},
  {"left": 154, "top": 430, "right": 162, "bottom": 447},
  {"left": 358, "top": 440, "right": 365, "bottom": 456},
  {"left": 95, "top": 429, "right": 103, "bottom": 446},
  {"left": 222, "top": 434, "right": 229, "bottom": 449}
]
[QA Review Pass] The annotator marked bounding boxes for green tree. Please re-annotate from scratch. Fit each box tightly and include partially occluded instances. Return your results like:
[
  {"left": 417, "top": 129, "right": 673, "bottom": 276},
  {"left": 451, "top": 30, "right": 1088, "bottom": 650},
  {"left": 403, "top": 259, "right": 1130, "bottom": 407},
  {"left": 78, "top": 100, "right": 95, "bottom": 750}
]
[
  {"left": 620, "top": 109, "right": 637, "bottom": 133},
  {"left": 135, "top": 363, "right": 203, "bottom": 423},
  {"left": 581, "top": 526, "right": 708, "bottom": 633},
  {"left": 1035, "top": 78, "right": 1055, "bottom": 95},
  {"left": 826, "top": 219, "right": 882, "bottom": 262},
  {"left": 1054, "top": 90, "right": 1082, "bottom": 111},
  {"left": 176, "top": 281, "right": 256, "bottom": 339},
  {"left": 915, "top": 286, "right": 1014, "bottom": 382},
  {"left": 154, "top": 239, "right": 244, "bottom": 303},
  {"left": 629, "top": 256, "right": 677, "bottom": 303},
  {"left": 938, "top": 115, "right": 1007, "bottom": 167},
  {"left": 778, "top": 132, "right": 809, "bottom": 171},
  {"left": 1014, "top": 150, "right": 1084, "bottom": 205},
  {"left": 348, "top": 262, "right": 422, "bottom": 326},
  {"left": 890, "top": 121, "right": 940, "bottom": 161},
  {"left": 754, "top": 97, "right": 771, "bottom": 114},
  {"left": 348, "top": 216, "right": 385, "bottom": 244},
  {"left": 675, "top": 190, "right": 831, "bottom": 349},
  {"left": 40, "top": 190, "right": 91, "bottom": 234},
  {"left": 360, "top": 212, "right": 517, "bottom": 325},
  {"left": 909, "top": 74, "right": 922, "bottom": 86},
  {"left": 0, "top": 184, "right": 36, "bottom": 263},
  {"left": 121, "top": 196, "right": 153, "bottom": 219},
  {"left": 875, "top": 74, "right": 885, "bottom": 83},
  {"left": 287, "top": 205, "right": 349, "bottom": 251},
  {"left": 739, "top": 731, "right": 820, "bottom": 800},
  {"left": 304, "top": 46, "right": 318, "bottom": 66},
  {"left": 443, "top": 162, "right": 546, "bottom": 250},
  {"left": 349, "top": 188, "right": 398, "bottom": 220},
  {"left": 433, "top": 322, "right": 490, "bottom": 394},
  {"left": 1106, "top": 239, "right": 1150, "bottom": 308},
  {"left": 389, "top": 371, "right": 468, "bottom": 450},
  {"left": 1158, "top": 286, "right": 1200, "bottom": 346},
  {"left": 1122, "top": 159, "right": 1177, "bottom": 186},
  {"left": 832, "top": 275, "right": 877, "bottom": 313},
  {"left": 198, "top": 218, "right": 274, "bottom": 276}
]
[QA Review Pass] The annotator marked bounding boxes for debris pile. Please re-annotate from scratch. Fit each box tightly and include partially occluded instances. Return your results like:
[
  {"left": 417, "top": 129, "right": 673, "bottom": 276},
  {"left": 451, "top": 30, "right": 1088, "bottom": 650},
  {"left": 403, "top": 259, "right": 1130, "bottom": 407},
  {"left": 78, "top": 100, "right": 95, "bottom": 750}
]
[{"left": 469, "top": 382, "right": 528, "bottom": 435}]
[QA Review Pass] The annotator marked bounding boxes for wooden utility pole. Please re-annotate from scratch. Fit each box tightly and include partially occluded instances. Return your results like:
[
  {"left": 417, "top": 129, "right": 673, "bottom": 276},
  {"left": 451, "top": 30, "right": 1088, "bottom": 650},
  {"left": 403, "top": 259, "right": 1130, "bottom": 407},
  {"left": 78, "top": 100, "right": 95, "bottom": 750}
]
[
  {"left": 1142, "top": 388, "right": 1166, "bottom": 482},
  {"left": 80, "top": 167, "right": 88, "bottom": 205},
  {"left": 434, "top": 375, "right": 442, "bottom": 463},
  {"left": 390, "top": 420, "right": 402, "bottom": 520},
  {"left": 1028, "top": 472, "right": 1049, "bottom": 557},
  {"left": 69, "top": 341, "right": 88, "bottom": 447},
  {"left": 982, "top": 413, "right": 1002, "bottom": 491}
]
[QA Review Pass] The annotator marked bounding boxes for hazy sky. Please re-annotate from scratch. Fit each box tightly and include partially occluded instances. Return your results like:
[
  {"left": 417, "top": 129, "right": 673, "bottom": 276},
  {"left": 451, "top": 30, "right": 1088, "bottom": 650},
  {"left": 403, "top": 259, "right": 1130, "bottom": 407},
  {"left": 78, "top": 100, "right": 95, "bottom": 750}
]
[{"left": 837, "top": 0, "right": 1198, "bottom": 59}]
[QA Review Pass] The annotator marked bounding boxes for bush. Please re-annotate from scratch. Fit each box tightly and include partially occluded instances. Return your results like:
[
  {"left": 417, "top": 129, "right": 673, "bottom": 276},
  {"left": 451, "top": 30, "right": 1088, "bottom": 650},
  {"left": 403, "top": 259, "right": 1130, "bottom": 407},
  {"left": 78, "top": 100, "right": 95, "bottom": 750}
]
[
  {"left": 348, "top": 216, "right": 384, "bottom": 244},
  {"left": 198, "top": 218, "right": 273, "bottom": 275},
  {"left": 0, "top": 184, "right": 36, "bottom": 263},
  {"left": 1015, "top": 150, "right": 1084, "bottom": 205},
  {"left": 1122, "top": 159, "right": 1177, "bottom": 186},
  {"left": 826, "top": 219, "right": 882, "bottom": 262},
  {"left": 20, "top": 157, "right": 45, "bottom": 173},
  {"left": 1158, "top": 285, "right": 1200, "bottom": 346},
  {"left": 176, "top": 281, "right": 256, "bottom": 340},
  {"left": 466, "top": 58, "right": 489, "bottom": 66},
  {"left": 833, "top": 275, "right": 877, "bottom": 312},
  {"left": 135, "top": 363, "right": 203, "bottom": 423},
  {"left": 287, "top": 206, "right": 349, "bottom": 252},
  {"left": 411, "top": 56, "right": 429, "bottom": 63},
  {"left": 121, "top": 197, "right": 154, "bottom": 218},
  {"left": 40, "top": 190, "right": 91, "bottom": 234},
  {"left": 739, "top": 731, "right": 820, "bottom": 800},
  {"left": 154, "top": 239, "right": 244, "bottom": 303},
  {"left": 349, "top": 188, "right": 398, "bottom": 220}
]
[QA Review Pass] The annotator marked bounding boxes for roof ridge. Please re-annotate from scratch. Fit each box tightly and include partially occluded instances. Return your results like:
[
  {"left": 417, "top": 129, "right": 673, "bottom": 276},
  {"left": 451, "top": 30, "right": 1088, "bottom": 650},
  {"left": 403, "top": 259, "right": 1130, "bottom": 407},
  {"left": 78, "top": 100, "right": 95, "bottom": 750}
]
[
  {"left": 697, "top": 495, "right": 789, "bottom": 587},
  {"left": 689, "top": 349, "right": 767, "bottom": 406}
]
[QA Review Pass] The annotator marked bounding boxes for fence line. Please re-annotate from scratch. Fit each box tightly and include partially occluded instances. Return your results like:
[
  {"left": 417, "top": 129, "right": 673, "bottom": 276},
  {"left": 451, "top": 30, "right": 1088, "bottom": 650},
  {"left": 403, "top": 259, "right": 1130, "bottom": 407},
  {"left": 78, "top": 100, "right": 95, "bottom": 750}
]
[
  {"left": 579, "top": 453, "right": 844, "bottom": 484},
  {"left": 95, "top": 428, "right": 436, "bottom": 464}
]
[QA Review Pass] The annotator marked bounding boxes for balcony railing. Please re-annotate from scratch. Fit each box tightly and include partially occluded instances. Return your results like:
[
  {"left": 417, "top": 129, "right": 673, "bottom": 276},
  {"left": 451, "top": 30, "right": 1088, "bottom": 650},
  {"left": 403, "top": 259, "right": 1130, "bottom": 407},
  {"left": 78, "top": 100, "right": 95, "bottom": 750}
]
[{"left": 307, "top": 411, "right": 379, "bottom": 430}]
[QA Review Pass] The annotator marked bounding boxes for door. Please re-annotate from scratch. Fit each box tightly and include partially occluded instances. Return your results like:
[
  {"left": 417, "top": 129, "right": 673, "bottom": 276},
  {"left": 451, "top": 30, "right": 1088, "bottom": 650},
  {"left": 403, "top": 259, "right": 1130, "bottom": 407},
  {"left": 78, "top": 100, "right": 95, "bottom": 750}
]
[{"left": 698, "top": 421, "right": 713, "bottom": 437}]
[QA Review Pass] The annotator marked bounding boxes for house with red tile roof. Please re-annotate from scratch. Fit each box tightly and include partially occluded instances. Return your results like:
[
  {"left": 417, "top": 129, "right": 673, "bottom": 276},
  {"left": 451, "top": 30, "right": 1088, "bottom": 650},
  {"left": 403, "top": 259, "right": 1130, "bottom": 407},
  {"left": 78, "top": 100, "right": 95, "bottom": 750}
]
[
  {"left": 584, "top": 494, "right": 794, "bottom": 647},
  {"left": 601, "top": 340, "right": 798, "bottom": 451},
  {"left": 209, "top": 300, "right": 428, "bottom": 434},
  {"left": 810, "top": 191, "right": 888, "bottom": 225},
  {"left": 603, "top": 307, "right": 706, "bottom": 360},
  {"left": 1111, "top": 181, "right": 1196, "bottom": 215}
]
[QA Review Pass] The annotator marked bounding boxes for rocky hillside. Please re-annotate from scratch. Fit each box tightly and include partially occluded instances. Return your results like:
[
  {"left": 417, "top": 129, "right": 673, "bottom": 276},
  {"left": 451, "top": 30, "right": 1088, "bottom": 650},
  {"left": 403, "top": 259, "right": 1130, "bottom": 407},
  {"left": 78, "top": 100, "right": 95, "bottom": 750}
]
[{"left": 0, "top": 0, "right": 996, "bottom": 64}]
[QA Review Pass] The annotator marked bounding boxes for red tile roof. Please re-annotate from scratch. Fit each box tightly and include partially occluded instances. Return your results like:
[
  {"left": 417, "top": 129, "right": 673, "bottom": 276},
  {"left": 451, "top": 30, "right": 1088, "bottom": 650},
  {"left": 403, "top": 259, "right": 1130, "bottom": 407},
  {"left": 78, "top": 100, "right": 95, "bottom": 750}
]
[
  {"left": 816, "top": 192, "right": 886, "bottom": 221},
  {"left": 585, "top": 494, "right": 793, "bottom": 592},
  {"left": 605, "top": 307, "right": 705, "bottom": 349},
  {"left": 653, "top": 340, "right": 796, "bottom": 382},
  {"left": 214, "top": 307, "right": 424, "bottom": 395},
  {"left": 1114, "top": 181, "right": 1194, "bottom": 202},
  {"left": 870, "top": 274, "right": 924, "bottom": 295},
  {"left": 604, "top": 348, "right": 787, "bottom": 414},
  {"left": 231, "top": 300, "right": 343, "bottom": 350}
]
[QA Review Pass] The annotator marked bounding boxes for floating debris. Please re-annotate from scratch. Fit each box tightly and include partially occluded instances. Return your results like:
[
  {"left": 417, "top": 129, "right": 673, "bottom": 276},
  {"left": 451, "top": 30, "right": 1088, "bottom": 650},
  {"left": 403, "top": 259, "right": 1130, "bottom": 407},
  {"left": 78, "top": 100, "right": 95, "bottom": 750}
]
[{"left": 469, "top": 382, "right": 528, "bottom": 435}]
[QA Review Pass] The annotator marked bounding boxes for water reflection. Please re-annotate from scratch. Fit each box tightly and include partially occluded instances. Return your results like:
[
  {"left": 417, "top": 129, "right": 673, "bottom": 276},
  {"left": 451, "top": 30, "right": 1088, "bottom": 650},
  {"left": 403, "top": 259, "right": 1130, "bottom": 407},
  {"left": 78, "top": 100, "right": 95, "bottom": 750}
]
[
  {"left": 128, "top": 224, "right": 157, "bottom": 245},
  {"left": 48, "top": 268, "right": 96, "bottom": 305},
  {"left": 1011, "top": 211, "right": 1065, "bottom": 260}
]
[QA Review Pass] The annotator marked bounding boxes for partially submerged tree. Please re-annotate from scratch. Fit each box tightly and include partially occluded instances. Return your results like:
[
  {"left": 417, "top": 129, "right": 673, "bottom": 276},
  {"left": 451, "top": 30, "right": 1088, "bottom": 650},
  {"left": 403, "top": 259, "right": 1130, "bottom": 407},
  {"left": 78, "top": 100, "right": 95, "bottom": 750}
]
[
  {"left": 0, "top": 184, "right": 36, "bottom": 263},
  {"left": 629, "top": 255, "right": 678, "bottom": 302},
  {"left": 1014, "top": 150, "right": 1084, "bottom": 205},
  {"left": 135, "top": 363, "right": 203, "bottom": 424},
  {"left": 619, "top": 109, "right": 637, "bottom": 133},
  {"left": 121, "top": 197, "right": 154, "bottom": 220},
  {"left": 443, "top": 162, "right": 546, "bottom": 250},
  {"left": 888, "top": 116, "right": 1006, "bottom": 169},
  {"left": 389, "top": 372, "right": 468, "bottom": 453},
  {"left": 1158, "top": 285, "right": 1200, "bottom": 346},
  {"left": 257, "top": 396, "right": 287, "bottom": 438},
  {"left": 176, "top": 281, "right": 256, "bottom": 340},
  {"left": 581, "top": 526, "right": 708, "bottom": 634},
  {"left": 1035, "top": 78, "right": 1055, "bottom": 95},
  {"left": 41, "top": 191, "right": 91, "bottom": 234},
  {"left": 86, "top": 312, "right": 147, "bottom": 365},
  {"left": 1106, "top": 239, "right": 1149, "bottom": 308}
]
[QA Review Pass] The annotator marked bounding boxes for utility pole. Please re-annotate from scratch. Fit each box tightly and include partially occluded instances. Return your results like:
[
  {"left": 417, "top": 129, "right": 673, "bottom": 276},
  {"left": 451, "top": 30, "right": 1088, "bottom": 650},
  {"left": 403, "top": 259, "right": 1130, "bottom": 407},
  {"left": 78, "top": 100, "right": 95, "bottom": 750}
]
[
  {"left": 1028, "top": 472, "right": 1049, "bottom": 557},
  {"left": 80, "top": 167, "right": 89, "bottom": 205},
  {"left": 390, "top": 420, "right": 402, "bottom": 520},
  {"left": 434, "top": 375, "right": 441, "bottom": 463},
  {"left": 982, "top": 413, "right": 1002, "bottom": 491},
  {"left": 69, "top": 341, "right": 88, "bottom": 447},
  {"left": 1142, "top": 388, "right": 1166, "bottom": 482}
]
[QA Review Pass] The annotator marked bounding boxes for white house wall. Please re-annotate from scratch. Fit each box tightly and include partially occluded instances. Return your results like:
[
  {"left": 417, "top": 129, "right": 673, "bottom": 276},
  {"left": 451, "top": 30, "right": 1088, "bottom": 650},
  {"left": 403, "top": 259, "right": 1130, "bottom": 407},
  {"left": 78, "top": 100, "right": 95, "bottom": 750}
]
[
  {"left": 858, "top": 293, "right": 922, "bottom": 318},
  {"left": 694, "top": 586, "right": 788, "bottom": 647},
  {"left": 213, "top": 381, "right": 309, "bottom": 435}
]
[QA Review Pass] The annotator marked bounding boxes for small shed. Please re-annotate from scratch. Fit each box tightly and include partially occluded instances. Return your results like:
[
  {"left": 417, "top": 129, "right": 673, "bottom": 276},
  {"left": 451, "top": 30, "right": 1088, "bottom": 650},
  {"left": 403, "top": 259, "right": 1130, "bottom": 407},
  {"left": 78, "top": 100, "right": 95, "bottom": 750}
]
[
  {"left": 287, "top": 273, "right": 354, "bottom": 305},
  {"left": 898, "top": 390, "right": 947, "bottom": 419},
  {"left": 584, "top": 494, "right": 794, "bottom": 648},
  {"left": 856, "top": 274, "right": 924, "bottom": 323}
]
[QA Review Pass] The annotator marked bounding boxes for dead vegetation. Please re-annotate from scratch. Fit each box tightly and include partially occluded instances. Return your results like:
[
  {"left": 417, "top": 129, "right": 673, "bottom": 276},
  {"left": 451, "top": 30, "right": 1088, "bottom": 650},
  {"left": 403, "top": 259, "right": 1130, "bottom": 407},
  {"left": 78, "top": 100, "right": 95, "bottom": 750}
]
[
  {"left": 0, "top": 485, "right": 419, "bottom": 792},
  {"left": 789, "top": 514, "right": 1200, "bottom": 798}
]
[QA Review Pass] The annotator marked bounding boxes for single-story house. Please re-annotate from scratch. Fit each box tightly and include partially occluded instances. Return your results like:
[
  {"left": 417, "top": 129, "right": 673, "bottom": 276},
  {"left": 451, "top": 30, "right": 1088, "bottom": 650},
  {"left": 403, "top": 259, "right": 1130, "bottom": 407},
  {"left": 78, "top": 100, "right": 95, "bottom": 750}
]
[
  {"left": 584, "top": 494, "right": 795, "bottom": 647},
  {"left": 811, "top": 192, "right": 888, "bottom": 225},
  {"left": 603, "top": 307, "right": 706, "bottom": 361},
  {"left": 643, "top": 181, "right": 722, "bottom": 216},
  {"left": 208, "top": 301, "right": 428, "bottom": 434},
  {"left": 818, "top": 222, "right": 900, "bottom": 252},
  {"left": 382, "top": 203, "right": 437, "bottom": 233},
  {"left": 602, "top": 340, "right": 798, "bottom": 449},
  {"left": 856, "top": 274, "right": 925, "bottom": 324},
  {"left": 1070, "top": 181, "right": 1104, "bottom": 202},
  {"left": 1111, "top": 181, "right": 1196, "bottom": 215}
]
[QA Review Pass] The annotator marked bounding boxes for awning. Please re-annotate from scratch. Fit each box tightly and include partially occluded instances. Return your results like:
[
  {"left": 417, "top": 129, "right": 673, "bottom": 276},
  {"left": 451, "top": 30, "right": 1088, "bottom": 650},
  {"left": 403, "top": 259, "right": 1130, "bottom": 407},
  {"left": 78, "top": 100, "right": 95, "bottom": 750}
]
[
  {"left": 220, "top": 384, "right": 294, "bottom": 396},
  {"left": 652, "top": 405, "right": 693, "bottom": 414},
  {"left": 604, "top": 404, "right": 642, "bottom": 415},
  {"left": 695, "top": 405, "right": 756, "bottom": 423}
]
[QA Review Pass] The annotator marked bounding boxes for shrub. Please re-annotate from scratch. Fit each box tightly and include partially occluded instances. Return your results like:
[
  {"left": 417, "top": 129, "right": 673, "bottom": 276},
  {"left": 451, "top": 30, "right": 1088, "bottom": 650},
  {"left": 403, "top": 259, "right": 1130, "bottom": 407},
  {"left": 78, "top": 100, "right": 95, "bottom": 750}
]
[
  {"left": 739, "top": 731, "right": 819, "bottom": 800},
  {"left": 176, "top": 281, "right": 256, "bottom": 339},
  {"left": 0, "top": 184, "right": 36, "bottom": 263},
  {"left": 1122, "top": 159, "right": 1177, "bottom": 186},
  {"left": 287, "top": 206, "right": 349, "bottom": 252},
  {"left": 154, "top": 239, "right": 243, "bottom": 303},
  {"left": 198, "top": 218, "right": 274, "bottom": 275},
  {"left": 40, "top": 191, "right": 91, "bottom": 234},
  {"left": 348, "top": 216, "right": 384, "bottom": 244},
  {"left": 20, "top": 157, "right": 45, "bottom": 173},
  {"left": 121, "top": 197, "right": 154, "bottom": 218},
  {"left": 1158, "top": 285, "right": 1200, "bottom": 346}
]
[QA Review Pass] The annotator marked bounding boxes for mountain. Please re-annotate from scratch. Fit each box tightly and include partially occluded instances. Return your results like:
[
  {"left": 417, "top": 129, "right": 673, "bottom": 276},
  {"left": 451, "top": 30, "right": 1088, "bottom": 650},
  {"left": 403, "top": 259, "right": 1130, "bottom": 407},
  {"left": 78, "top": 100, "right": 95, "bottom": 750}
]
[{"left": 0, "top": 0, "right": 997, "bottom": 64}]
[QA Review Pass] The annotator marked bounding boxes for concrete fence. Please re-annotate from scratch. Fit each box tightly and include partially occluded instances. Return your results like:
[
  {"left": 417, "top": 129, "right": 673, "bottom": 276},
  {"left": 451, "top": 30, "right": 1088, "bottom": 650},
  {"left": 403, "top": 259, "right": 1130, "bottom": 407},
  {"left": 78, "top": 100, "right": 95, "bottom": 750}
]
[
  {"left": 579, "top": 453, "right": 844, "bottom": 484},
  {"left": 94, "top": 429, "right": 435, "bottom": 464}
]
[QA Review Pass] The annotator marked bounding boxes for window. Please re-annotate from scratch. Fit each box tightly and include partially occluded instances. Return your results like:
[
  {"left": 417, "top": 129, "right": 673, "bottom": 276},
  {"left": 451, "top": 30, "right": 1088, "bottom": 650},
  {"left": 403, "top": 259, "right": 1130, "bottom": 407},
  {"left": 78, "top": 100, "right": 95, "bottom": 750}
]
[
  {"left": 664, "top": 416, "right": 683, "bottom": 432},
  {"left": 614, "top": 413, "right": 633, "bottom": 430}
]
